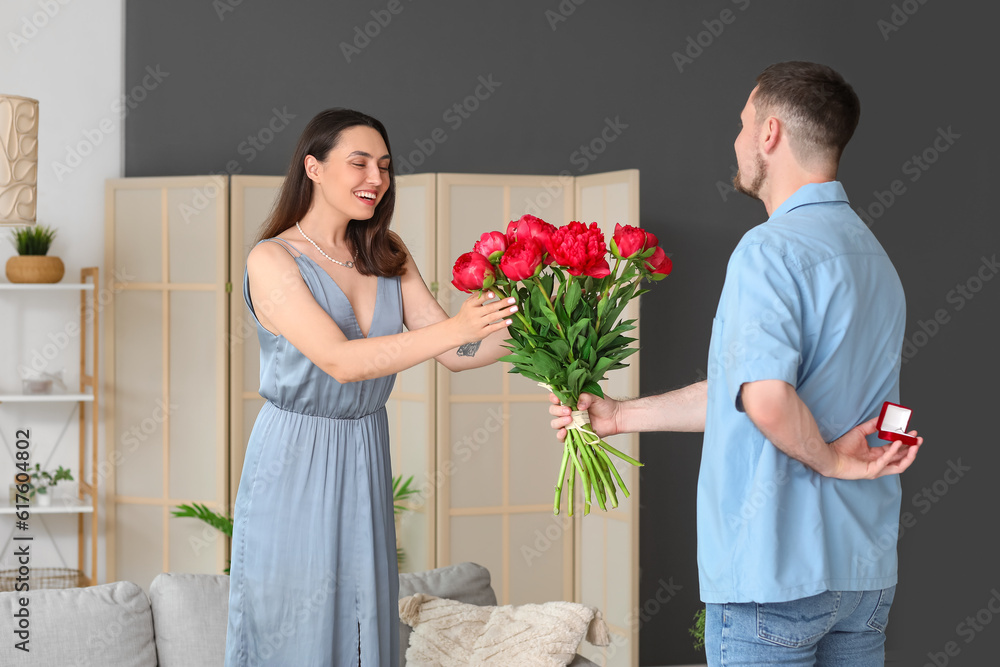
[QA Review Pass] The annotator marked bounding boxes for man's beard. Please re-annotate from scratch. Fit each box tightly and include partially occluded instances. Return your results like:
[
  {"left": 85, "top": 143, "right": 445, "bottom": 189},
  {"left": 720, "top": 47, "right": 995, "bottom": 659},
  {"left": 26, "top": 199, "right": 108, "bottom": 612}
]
[{"left": 733, "top": 151, "right": 766, "bottom": 200}]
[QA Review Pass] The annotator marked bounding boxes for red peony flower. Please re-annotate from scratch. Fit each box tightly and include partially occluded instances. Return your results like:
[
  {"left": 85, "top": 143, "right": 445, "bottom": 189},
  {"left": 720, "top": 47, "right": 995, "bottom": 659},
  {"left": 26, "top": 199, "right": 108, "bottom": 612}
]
[
  {"left": 612, "top": 223, "right": 658, "bottom": 259},
  {"left": 505, "top": 214, "right": 556, "bottom": 255},
  {"left": 645, "top": 247, "right": 673, "bottom": 276},
  {"left": 500, "top": 239, "right": 545, "bottom": 281},
  {"left": 548, "top": 221, "right": 611, "bottom": 278},
  {"left": 452, "top": 252, "right": 496, "bottom": 292},
  {"left": 473, "top": 231, "right": 508, "bottom": 263}
]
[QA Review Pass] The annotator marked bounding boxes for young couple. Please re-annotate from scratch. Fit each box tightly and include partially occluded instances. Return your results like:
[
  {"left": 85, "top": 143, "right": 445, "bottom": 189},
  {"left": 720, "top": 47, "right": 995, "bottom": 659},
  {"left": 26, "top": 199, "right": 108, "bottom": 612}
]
[{"left": 226, "top": 60, "right": 922, "bottom": 667}]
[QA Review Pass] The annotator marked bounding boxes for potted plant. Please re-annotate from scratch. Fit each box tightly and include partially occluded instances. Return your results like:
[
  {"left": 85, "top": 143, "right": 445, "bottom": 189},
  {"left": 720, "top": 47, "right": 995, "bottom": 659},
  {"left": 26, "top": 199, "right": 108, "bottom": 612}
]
[
  {"left": 29, "top": 463, "right": 74, "bottom": 506},
  {"left": 6, "top": 224, "right": 64, "bottom": 283},
  {"left": 173, "top": 474, "right": 419, "bottom": 573}
]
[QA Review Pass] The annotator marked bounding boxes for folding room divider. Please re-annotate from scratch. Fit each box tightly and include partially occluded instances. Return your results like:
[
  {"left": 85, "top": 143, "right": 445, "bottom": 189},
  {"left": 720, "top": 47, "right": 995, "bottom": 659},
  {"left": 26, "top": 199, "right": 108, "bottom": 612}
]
[{"left": 106, "top": 169, "right": 640, "bottom": 666}]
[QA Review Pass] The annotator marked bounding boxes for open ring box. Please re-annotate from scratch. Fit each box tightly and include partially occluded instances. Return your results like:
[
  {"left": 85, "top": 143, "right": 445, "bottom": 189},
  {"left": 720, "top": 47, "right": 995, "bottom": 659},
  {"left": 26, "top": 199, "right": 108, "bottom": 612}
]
[{"left": 877, "top": 401, "right": 919, "bottom": 446}]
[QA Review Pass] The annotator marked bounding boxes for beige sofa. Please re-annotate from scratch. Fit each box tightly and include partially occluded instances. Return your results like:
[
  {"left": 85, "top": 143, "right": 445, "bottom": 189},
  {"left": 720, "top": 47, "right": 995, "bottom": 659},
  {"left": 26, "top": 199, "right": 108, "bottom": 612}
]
[{"left": 0, "top": 562, "right": 598, "bottom": 666}]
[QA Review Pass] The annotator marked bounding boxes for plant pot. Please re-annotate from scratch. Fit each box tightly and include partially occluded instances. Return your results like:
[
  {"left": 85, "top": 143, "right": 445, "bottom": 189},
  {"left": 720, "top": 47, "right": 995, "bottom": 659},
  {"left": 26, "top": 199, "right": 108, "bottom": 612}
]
[
  {"left": 5, "top": 255, "right": 65, "bottom": 283},
  {"left": 35, "top": 491, "right": 51, "bottom": 506}
]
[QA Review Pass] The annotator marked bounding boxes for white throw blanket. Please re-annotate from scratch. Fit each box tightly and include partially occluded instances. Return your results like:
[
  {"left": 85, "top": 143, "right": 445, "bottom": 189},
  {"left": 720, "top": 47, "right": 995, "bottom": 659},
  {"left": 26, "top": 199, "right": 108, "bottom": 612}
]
[{"left": 399, "top": 593, "right": 609, "bottom": 666}]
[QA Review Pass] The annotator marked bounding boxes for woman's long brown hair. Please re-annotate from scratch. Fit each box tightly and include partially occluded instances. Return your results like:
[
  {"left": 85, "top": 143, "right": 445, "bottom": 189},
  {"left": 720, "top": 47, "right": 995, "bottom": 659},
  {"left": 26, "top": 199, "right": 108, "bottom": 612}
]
[{"left": 254, "top": 108, "right": 406, "bottom": 277}]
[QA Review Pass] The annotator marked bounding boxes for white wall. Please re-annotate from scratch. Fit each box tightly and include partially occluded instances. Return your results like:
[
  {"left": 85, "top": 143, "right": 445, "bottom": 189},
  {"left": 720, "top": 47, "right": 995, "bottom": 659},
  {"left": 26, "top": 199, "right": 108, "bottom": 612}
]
[{"left": 0, "top": 0, "right": 123, "bottom": 584}]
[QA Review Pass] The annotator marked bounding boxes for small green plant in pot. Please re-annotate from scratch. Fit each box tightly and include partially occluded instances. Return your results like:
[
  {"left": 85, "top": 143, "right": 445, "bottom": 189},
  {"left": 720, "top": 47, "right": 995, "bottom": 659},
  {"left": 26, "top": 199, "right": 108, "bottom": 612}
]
[
  {"left": 6, "top": 224, "right": 64, "bottom": 283},
  {"left": 29, "top": 463, "right": 74, "bottom": 506}
]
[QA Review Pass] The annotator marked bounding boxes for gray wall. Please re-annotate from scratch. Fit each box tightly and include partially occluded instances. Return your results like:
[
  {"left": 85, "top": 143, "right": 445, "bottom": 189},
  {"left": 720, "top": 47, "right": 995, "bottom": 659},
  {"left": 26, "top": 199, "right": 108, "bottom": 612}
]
[{"left": 126, "top": 1, "right": 998, "bottom": 664}]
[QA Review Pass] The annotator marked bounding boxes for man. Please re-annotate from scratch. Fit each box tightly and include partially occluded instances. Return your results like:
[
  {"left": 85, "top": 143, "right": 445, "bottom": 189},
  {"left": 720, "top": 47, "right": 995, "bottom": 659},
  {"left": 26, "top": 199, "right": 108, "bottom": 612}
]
[{"left": 550, "top": 61, "right": 922, "bottom": 666}]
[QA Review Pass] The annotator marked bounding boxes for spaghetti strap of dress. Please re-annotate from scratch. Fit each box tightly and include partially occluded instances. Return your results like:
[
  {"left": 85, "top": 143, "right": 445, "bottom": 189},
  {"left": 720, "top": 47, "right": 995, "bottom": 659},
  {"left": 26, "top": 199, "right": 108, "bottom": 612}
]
[{"left": 261, "top": 237, "right": 301, "bottom": 257}]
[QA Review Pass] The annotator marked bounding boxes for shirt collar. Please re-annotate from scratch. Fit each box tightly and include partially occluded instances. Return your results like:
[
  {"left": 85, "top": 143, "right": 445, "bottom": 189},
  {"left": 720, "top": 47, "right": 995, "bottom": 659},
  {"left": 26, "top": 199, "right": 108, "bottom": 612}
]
[{"left": 769, "top": 181, "right": 850, "bottom": 219}]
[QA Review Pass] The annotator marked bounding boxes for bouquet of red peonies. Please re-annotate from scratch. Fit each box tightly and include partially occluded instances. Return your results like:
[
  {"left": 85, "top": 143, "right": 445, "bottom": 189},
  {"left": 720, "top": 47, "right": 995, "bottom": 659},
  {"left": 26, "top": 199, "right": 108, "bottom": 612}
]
[{"left": 452, "top": 215, "right": 671, "bottom": 515}]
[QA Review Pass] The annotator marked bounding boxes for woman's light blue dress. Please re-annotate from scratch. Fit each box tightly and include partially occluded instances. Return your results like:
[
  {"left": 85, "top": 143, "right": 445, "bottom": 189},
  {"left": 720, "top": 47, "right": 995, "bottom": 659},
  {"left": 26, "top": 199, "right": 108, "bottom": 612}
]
[{"left": 226, "top": 237, "right": 401, "bottom": 666}]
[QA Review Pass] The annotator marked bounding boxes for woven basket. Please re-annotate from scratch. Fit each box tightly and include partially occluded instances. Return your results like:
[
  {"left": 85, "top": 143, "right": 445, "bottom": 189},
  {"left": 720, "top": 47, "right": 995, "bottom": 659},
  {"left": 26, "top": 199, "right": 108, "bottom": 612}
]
[{"left": 0, "top": 566, "right": 85, "bottom": 592}]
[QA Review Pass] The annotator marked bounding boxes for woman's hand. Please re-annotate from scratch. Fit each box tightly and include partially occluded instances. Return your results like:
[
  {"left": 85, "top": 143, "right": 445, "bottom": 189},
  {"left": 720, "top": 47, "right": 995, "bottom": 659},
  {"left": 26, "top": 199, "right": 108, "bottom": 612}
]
[{"left": 451, "top": 291, "right": 518, "bottom": 344}]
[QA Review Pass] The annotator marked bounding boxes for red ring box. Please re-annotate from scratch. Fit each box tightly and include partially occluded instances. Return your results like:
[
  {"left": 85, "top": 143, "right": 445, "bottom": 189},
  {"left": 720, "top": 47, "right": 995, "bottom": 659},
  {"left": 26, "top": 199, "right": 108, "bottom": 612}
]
[{"left": 877, "top": 401, "right": 919, "bottom": 446}]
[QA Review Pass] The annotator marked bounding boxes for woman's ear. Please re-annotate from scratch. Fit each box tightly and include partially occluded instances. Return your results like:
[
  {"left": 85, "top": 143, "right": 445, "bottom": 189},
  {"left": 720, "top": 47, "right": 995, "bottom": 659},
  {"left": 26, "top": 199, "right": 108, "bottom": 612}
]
[{"left": 303, "top": 155, "right": 322, "bottom": 183}]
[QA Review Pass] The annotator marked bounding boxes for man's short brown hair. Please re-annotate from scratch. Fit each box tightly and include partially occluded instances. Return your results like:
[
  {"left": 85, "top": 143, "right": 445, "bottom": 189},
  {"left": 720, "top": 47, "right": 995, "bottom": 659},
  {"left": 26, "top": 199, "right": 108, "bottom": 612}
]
[{"left": 753, "top": 61, "right": 861, "bottom": 165}]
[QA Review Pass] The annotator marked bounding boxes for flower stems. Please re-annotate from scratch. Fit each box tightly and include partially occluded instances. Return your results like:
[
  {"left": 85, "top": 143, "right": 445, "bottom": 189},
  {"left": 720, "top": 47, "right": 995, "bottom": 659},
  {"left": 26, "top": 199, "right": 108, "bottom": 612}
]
[
  {"left": 569, "top": 438, "right": 590, "bottom": 515},
  {"left": 554, "top": 443, "right": 571, "bottom": 515},
  {"left": 554, "top": 423, "right": 641, "bottom": 516}
]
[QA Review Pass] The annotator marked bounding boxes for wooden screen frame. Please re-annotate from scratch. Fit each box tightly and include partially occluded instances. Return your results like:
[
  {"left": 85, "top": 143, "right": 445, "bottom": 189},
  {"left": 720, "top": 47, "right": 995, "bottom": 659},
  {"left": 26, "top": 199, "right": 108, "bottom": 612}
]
[
  {"left": 104, "top": 175, "right": 229, "bottom": 580},
  {"left": 228, "top": 175, "right": 284, "bottom": 511},
  {"left": 574, "top": 169, "right": 641, "bottom": 667},
  {"left": 389, "top": 173, "right": 439, "bottom": 572},
  {"left": 434, "top": 173, "right": 577, "bottom": 604}
]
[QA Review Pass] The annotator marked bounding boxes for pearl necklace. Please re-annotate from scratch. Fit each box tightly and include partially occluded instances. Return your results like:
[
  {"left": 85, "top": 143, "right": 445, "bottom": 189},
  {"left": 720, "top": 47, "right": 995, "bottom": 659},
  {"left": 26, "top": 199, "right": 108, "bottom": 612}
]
[{"left": 296, "top": 222, "right": 356, "bottom": 269}]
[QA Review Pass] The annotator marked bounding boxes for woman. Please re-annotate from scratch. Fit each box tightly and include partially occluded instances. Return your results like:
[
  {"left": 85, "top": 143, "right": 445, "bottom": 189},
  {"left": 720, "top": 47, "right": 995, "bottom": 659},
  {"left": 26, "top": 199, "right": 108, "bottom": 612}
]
[{"left": 225, "top": 109, "right": 516, "bottom": 666}]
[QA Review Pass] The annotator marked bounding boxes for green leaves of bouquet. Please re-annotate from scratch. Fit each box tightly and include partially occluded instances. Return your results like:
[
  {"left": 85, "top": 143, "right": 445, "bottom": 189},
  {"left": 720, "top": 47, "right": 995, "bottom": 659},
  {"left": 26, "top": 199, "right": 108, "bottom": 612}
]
[{"left": 451, "top": 215, "right": 672, "bottom": 515}]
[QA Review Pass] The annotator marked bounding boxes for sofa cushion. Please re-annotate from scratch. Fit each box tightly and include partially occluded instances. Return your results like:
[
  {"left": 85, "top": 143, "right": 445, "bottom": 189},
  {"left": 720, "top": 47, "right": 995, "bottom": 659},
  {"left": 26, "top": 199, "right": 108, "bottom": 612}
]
[
  {"left": 398, "top": 562, "right": 496, "bottom": 666},
  {"left": 0, "top": 581, "right": 156, "bottom": 666},
  {"left": 149, "top": 572, "right": 230, "bottom": 667}
]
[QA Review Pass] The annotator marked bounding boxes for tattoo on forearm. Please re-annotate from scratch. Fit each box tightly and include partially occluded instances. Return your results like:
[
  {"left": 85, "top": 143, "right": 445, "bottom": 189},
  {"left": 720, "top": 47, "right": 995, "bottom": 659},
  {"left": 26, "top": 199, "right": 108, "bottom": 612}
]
[{"left": 457, "top": 341, "right": 482, "bottom": 357}]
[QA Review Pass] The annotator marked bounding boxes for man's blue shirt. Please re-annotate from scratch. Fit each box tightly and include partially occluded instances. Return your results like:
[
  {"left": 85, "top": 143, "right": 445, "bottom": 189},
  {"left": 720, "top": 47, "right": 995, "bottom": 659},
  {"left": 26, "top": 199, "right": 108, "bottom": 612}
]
[{"left": 699, "top": 181, "right": 906, "bottom": 603}]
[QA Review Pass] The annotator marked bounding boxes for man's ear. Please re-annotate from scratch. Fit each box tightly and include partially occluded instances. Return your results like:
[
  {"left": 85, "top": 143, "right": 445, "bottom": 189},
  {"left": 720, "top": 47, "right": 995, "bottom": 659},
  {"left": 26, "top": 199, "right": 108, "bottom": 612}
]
[{"left": 759, "top": 116, "right": 781, "bottom": 155}]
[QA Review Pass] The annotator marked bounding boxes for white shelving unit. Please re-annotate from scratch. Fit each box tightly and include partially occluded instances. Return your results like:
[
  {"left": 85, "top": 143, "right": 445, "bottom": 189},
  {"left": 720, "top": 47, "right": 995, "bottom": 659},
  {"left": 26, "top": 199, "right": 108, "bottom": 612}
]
[
  {"left": 0, "top": 283, "right": 95, "bottom": 291},
  {"left": 0, "top": 268, "right": 100, "bottom": 586},
  {"left": 0, "top": 394, "right": 94, "bottom": 403},
  {"left": 0, "top": 496, "right": 94, "bottom": 514}
]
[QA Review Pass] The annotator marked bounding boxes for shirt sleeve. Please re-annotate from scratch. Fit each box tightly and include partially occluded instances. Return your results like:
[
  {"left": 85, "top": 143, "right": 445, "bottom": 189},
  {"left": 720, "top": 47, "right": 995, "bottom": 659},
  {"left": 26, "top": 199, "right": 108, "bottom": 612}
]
[{"left": 717, "top": 243, "right": 803, "bottom": 411}]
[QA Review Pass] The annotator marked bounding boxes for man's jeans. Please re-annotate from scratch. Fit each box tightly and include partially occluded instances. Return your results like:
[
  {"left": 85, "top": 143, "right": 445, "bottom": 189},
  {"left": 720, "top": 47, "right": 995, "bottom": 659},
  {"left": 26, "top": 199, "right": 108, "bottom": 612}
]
[{"left": 705, "top": 586, "right": 896, "bottom": 666}]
